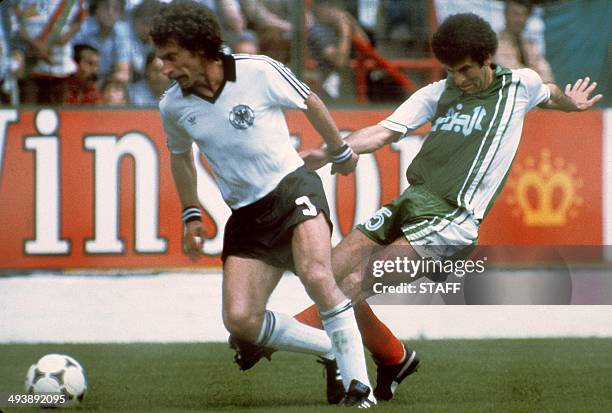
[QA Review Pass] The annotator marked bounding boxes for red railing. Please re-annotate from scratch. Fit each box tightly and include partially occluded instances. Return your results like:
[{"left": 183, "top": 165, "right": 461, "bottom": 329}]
[
  {"left": 350, "top": 0, "right": 443, "bottom": 103},
  {"left": 350, "top": 33, "right": 444, "bottom": 103}
]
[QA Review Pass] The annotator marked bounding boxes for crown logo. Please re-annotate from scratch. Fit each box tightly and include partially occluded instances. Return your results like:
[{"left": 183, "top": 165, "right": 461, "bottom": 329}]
[{"left": 506, "top": 149, "right": 583, "bottom": 226}]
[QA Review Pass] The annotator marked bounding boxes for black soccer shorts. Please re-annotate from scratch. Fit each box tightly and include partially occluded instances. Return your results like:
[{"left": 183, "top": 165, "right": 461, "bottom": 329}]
[{"left": 222, "top": 165, "right": 332, "bottom": 270}]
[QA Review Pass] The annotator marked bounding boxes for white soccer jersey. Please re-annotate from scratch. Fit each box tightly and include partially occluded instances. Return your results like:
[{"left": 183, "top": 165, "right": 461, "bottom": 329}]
[
  {"left": 379, "top": 66, "right": 550, "bottom": 220},
  {"left": 160, "top": 54, "right": 309, "bottom": 209}
]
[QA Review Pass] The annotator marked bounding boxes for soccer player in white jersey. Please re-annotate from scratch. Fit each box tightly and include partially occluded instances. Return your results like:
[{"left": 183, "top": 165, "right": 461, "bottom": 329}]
[
  {"left": 150, "top": 0, "right": 375, "bottom": 407},
  {"left": 292, "top": 13, "right": 603, "bottom": 402}
]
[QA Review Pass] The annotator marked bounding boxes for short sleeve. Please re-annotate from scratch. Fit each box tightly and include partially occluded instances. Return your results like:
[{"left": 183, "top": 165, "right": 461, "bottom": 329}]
[
  {"left": 516, "top": 68, "right": 551, "bottom": 111},
  {"left": 378, "top": 80, "right": 446, "bottom": 135},
  {"left": 160, "top": 106, "right": 193, "bottom": 154},
  {"left": 257, "top": 56, "right": 310, "bottom": 110}
]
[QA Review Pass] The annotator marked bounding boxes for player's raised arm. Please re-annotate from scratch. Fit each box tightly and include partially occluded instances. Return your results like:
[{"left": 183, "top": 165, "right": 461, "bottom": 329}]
[
  {"left": 539, "top": 77, "right": 603, "bottom": 112},
  {"left": 303, "top": 92, "right": 358, "bottom": 175},
  {"left": 170, "top": 150, "right": 204, "bottom": 260}
]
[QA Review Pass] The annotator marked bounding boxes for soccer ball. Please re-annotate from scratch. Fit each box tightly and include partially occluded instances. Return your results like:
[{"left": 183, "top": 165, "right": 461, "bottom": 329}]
[{"left": 24, "top": 354, "right": 87, "bottom": 407}]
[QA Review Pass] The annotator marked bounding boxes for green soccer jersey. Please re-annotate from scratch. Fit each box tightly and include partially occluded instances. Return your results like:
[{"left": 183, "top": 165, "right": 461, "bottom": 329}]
[{"left": 379, "top": 65, "right": 550, "bottom": 221}]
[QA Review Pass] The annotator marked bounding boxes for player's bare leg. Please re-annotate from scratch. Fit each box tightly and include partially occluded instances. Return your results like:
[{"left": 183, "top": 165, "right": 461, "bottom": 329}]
[
  {"left": 295, "top": 230, "right": 421, "bottom": 401},
  {"left": 330, "top": 230, "right": 383, "bottom": 303},
  {"left": 222, "top": 257, "right": 283, "bottom": 341},
  {"left": 334, "top": 233, "right": 426, "bottom": 302},
  {"left": 292, "top": 213, "right": 374, "bottom": 405},
  {"left": 291, "top": 214, "right": 346, "bottom": 308},
  {"left": 222, "top": 256, "right": 334, "bottom": 358},
  {"left": 337, "top": 234, "right": 421, "bottom": 400}
]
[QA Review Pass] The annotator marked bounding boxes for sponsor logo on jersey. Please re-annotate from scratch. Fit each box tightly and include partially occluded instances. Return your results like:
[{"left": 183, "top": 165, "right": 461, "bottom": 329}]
[
  {"left": 431, "top": 104, "right": 487, "bottom": 136},
  {"left": 229, "top": 104, "right": 255, "bottom": 130}
]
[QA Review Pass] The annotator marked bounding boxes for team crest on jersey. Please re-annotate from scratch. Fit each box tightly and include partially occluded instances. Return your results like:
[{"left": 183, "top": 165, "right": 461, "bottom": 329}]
[{"left": 229, "top": 104, "right": 255, "bottom": 129}]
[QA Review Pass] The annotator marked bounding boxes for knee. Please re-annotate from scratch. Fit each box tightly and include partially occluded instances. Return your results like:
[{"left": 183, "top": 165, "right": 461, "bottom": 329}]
[
  {"left": 223, "top": 307, "right": 263, "bottom": 342},
  {"left": 300, "top": 266, "right": 336, "bottom": 296},
  {"left": 298, "top": 264, "right": 346, "bottom": 308},
  {"left": 338, "top": 270, "right": 369, "bottom": 302},
  {"left": 297, "top": 258, "right": 333, "bottom": 287}
]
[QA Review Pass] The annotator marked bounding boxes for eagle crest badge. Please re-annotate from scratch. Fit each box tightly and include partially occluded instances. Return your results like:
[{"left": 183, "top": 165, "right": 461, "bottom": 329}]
[{"left": 229, "top": 104, "right": 255, "bottom": 129}]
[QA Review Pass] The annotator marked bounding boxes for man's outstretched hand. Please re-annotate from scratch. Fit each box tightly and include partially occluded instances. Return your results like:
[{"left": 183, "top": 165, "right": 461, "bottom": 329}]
[{"left": 565, "top": 77, "right": 603, "bottom": 111}]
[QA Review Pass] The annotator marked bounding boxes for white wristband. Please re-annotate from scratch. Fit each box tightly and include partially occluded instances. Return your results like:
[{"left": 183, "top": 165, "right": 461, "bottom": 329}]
[
  {"left": 330, "top": 143, "right": 354, "bottom": 164},
  {"left": 182, "top": 206, "right": 201, "bottom": 223}
]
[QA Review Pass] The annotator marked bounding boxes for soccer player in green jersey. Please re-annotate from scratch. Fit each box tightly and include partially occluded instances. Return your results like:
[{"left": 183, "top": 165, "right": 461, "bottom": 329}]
[{"left": 294, "top": 12, "right": 603, "bottom": 402}]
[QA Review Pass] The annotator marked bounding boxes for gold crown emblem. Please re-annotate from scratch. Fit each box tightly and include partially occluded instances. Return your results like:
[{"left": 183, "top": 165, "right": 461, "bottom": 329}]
[{"left": 506, "top": 149, "right": 583, "bottom": 226}]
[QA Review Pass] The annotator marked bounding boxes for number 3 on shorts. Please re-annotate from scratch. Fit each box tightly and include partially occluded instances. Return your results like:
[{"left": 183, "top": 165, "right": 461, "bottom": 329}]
[{"left": 295, "top": 196, "right": 317, "bottom": 216}]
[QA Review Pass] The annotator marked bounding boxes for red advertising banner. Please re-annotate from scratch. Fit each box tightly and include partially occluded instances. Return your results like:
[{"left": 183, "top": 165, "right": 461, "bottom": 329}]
[
  {"left": 480, "top": 111, "right": 603, "bottom": 244},
  {"left": 0, "top": 109, "right": 604, "bottom": 270}
]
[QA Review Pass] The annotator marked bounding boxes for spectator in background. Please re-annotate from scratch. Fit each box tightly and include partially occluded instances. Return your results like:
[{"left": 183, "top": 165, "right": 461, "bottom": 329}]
[
  {"left": 494, "top": 0, "right": 554, "bottom": 82},
  {"left": 13, "top": 0, "right": 86, "bottom": 104},
  {"left": 227, "top": 30, "right": 259, "bottom": 54},
  {"left": 128, "top": 52, "right": 170, "bottom": 106},
  {"left": 63, "top": 44, "right": 102, "bottom": 105},
  {"left": 199, "top": 0, "right": 246, "bottom": 33},
  {"left": 379, "top": 0, "right": 428, "bottom": 55},
  {"left": 73, "top": 0, "right": 131, "bottom": 83},
  {"left": 0, "top": 4, "right": 21, "bottom": 105},
  {"left": 307, "top": 0, "right": 369, "bottom": 101},
  {"left": 128, "top": 0, "right": 162, "bottom": 82},
  {"left": 240, "top": 0, "right": 292, "bottom": 62},
  {"left": 101, "top": 78, "right": 129, "bottom": 106},
  {"left": 194, "top": 0, "right": 258, "bottom": 49}
]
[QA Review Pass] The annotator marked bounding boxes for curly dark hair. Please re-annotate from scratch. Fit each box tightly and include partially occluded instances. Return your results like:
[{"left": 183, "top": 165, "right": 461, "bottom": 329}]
[
  {"left": 150, "top": 0, "right": 222, "bottom": 58},
  {"left": 431, "top": 13, "right": 498, "bottom": 67}
]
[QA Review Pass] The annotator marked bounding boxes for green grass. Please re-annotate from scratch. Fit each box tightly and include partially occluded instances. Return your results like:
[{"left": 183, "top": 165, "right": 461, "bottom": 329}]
[{"left": 1, "top": 339, "right": 611, "bottom": 412}]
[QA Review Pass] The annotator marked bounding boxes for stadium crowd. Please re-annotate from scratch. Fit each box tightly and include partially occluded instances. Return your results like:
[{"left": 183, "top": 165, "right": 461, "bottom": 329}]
[{"left": 0, "top": 0, "right": 592, "bottom": 107}]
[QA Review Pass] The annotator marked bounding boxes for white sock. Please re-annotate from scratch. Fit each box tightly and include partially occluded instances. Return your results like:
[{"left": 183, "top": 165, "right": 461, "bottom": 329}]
[
  {"left": 320, "top": 299, "right": 372, "bottom": 392},
  {"left": 256, "top": 310, "right": 334, "bottom": 359}
]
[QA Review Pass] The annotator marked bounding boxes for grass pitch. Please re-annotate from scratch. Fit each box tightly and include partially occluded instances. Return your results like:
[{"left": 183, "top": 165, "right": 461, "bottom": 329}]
[{"left": 1, "top": 338, "right": 611, "bottom": 412}]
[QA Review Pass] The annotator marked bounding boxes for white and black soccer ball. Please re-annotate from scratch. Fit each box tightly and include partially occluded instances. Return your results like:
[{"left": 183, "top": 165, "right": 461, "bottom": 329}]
[{"left": 24, "top": 354, "right": 87, "bottom": 407}]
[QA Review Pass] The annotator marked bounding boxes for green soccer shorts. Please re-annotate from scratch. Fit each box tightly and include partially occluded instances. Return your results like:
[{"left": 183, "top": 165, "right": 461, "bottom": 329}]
[{"left": 356, "top": 185, "right": 479, "bottom": 260}]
